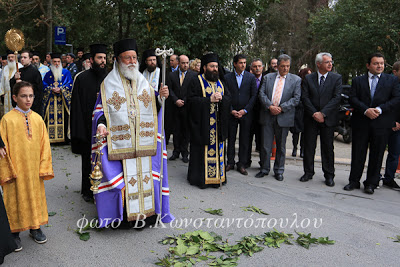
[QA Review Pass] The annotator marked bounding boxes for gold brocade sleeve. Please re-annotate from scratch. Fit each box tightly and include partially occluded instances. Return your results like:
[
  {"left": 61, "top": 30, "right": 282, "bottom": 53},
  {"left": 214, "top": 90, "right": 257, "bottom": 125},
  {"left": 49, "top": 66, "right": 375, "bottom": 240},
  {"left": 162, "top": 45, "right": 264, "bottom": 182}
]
[
  {"left": 39, "top": 119, "right": 54, "bottom": 180},
  {"left": 0, "top": 118, "right": 17, "bottom": 185}
]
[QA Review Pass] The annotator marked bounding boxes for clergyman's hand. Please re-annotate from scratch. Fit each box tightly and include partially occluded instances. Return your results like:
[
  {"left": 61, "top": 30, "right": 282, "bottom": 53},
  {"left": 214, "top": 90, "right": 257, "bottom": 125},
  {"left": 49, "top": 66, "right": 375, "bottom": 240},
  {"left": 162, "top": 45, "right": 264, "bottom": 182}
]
[
  {"left": 159, "top": 83, "right": 169, "bottom": 99},
  {"left": 97, "top": 125, "right": 109, "bottom": 137}
]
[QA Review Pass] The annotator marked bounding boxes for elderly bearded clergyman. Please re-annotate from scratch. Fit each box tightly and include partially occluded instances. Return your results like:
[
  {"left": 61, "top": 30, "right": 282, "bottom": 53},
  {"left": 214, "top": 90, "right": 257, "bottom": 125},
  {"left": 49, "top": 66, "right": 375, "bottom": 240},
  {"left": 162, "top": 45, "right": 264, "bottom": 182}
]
[
  {"left": 92, "top": 39, "right": 174, "bottom": 228},
  {"left": 42, "top": 53, "right": 73, "bottom": 143}
]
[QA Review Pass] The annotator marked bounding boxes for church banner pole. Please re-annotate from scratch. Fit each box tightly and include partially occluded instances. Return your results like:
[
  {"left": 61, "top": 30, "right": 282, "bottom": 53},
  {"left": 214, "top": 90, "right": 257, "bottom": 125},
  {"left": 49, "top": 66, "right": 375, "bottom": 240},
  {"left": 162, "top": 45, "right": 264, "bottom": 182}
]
[{"left": 155, "top": 46, "right": 173, "bottom": 218}]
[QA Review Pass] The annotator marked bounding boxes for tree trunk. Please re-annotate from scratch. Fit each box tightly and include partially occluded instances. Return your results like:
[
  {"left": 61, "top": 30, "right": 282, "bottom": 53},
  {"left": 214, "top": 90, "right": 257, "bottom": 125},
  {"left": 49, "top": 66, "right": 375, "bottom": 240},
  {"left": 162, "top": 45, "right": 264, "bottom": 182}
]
[{"left": 46, "top": 0, "right": 53, "bottom": 53}]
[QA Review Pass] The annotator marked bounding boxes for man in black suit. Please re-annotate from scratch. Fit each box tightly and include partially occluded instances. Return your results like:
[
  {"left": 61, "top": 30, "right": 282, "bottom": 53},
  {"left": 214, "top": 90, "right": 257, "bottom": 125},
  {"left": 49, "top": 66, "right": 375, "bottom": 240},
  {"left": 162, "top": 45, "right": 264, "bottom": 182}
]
[
  {"left": 168, "top": 54, "right": 197, "bottom": 163},
  {"left": 300, "top": 52, "right": 342, "bottom": 186},
  {"left": 224, "top": 54, "right": 258, "bottom": 175},
  {"left": 247, "top": 58, "right": 264, "bottom": 168},
  {"left": 344, "top": 53, "right": 400, "bottom": 194}
]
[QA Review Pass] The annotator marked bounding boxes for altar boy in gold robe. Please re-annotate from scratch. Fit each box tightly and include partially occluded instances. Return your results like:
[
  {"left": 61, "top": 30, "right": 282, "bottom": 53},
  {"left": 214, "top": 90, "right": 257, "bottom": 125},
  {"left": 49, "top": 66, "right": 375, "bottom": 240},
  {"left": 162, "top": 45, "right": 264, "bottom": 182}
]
[{"left": 0, "top": 81, "right": 54, "bottom": 251}]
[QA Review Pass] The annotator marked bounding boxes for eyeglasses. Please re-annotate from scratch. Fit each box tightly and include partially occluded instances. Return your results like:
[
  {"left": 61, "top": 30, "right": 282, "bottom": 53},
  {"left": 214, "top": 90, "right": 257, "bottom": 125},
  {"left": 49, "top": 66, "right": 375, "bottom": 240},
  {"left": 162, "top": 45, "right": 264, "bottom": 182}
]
[{"left": 19, "top": 94, "right": 35, "bottom": 99}]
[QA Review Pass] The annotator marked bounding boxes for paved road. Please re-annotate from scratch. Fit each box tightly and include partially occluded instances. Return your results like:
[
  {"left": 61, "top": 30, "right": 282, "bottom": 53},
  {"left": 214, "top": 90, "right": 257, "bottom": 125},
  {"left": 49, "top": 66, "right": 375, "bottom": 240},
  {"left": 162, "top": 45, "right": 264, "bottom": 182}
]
[{"left": 2, "top": 142, "right": 399, "bottom": 267}]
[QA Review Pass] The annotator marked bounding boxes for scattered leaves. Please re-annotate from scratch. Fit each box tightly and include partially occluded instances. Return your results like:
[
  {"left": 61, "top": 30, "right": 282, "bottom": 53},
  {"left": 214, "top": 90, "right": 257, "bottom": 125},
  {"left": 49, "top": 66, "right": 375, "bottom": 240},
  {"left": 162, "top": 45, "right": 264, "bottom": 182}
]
[
  {"left": 156, "top": 230, "right": 335, "bottom": 266},
  {"left": 48, "top": 211, "right": 57, "bottom": 216},
  {"left": 66, "top": 173, "right": 72, "bottom": 177},
  {"left": 183, "top": 196, "right": 188, "bottom": 199},
  {"left": 203, "top": 208, "right": 223, "bottom": 216},
  {"left": 389, "top": 235, "right": 400, "bottom": 243},
  {"left": 241, "top": 205, "right": 269, "bottom": 215}
]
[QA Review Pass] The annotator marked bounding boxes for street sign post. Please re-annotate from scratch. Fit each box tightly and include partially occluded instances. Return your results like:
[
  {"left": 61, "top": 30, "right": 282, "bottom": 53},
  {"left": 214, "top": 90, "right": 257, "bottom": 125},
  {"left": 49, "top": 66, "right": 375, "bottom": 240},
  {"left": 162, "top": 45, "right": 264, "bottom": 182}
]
[{"left": 54, "top": 26, "right": 66, "bottom": 45}]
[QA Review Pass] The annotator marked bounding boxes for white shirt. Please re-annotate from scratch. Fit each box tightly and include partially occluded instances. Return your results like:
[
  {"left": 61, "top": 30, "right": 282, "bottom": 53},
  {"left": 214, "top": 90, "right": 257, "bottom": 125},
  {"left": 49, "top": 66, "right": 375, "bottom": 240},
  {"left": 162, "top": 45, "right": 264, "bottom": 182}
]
[{"left": 317, "top": 71, "right": 328, "bottom": 85}]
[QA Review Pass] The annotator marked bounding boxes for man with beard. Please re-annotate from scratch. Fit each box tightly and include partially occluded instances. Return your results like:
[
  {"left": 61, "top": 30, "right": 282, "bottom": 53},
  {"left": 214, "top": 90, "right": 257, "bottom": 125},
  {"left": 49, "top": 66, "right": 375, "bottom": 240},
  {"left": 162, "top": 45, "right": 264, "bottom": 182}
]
[
  {"left": 187, "top": 53, "right": 231, "bottom": 189},
  {"left": 92, "top": 39, "right": 174, "bottom": 228},
  {"left": 75, "top": 47, "right": 84, "bottom": 72},
  {"left": 168, "top": 55, "right": 197, "bottom": 163},
  {"left": 0, "top": 50, "right": 22, "bottom": 115},
  {"left": 71, "top": 44, "right": 108, "bottom": 202},
  {"left": 66, "top": 53, "right": 78, "bottom": 79},
  {"left": 32, "top": 51, "right": 50, "bottom": 79},
  {"left": 43, "top": 53, "right": 73, "bottom": 143},
  {"left": 10, "top": 50, "right": 44, "bottom": 116},
  {"left": 81, "top": 53, "right": 92, "bottom": 71},
  {"left": 140, "top": 49, "right": 163, "bottom": 94}
]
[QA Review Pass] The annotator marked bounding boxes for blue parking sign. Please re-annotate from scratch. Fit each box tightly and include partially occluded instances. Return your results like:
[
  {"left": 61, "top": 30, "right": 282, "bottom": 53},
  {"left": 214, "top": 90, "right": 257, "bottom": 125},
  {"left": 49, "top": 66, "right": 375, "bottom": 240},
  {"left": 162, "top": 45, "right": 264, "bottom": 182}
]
[{"left": 54, "top": 26, "right": 66, "bottom": 45}]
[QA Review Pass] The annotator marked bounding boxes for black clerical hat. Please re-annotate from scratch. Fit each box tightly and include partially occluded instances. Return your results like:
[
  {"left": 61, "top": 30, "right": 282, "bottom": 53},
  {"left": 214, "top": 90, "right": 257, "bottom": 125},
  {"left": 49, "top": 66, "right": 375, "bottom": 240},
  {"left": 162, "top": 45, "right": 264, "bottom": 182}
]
[
  {"left": 6, "top": 50, "right": 14, "bottom": 55},
  {"left": 82, "top": 53, "right": 91, "bottom": 61},
  {"left": 90, "top": 44, "right": 107, "bottom": 56},
  {"left": 31, "top": 51, "right": 40, "bottom": 57},
  {"left": 1, "top": 55, "right": 7, "bottom": 60},
  {"left": 200, "top": 53, "right": 219, "bottom": 74},
  {"left": 142, "top": 49, "right": 156, "bottom": 60},
  {"left": 113, "top": 39, "right": 137, "bottom": 57},
  {"left": 51, "top": 53, "right": 62, "bottom": 59}
]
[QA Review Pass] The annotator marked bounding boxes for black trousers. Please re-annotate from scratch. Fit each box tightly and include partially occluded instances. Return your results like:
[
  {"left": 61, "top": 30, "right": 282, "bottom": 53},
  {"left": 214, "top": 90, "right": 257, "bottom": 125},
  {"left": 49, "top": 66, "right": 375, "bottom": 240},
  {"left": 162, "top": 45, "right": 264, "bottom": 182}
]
[
  {"left": 172, "top": 107, "right": 189, "bottom": 157},
  {"left": 227, "top": 113, "right": 252, "bottom": 168},
  {"left": 349, "top": 127, "right": 390, "bottom": 188},
  {"left": 303, "top": 117, "right": 335, "bottom": 179},
  {"left": 81, "top": 147, "right": 93, "bottom": 198},
  {"left": 247, "top": 106, "right": 262, "bottom": 167}
]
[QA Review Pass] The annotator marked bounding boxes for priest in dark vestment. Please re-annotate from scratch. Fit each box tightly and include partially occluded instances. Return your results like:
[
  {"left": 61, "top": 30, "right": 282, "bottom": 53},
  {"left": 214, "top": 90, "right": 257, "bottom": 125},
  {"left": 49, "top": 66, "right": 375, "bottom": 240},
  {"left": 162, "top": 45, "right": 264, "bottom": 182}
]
[
  {"left": 70, "top": 44, "right": 107, "bottom": 202},
  {"left": 187, "top": 53, "right": 231, "bottom": 189},
  {"left": 10, "top": 50, "right": 44, "bottom": 116}
]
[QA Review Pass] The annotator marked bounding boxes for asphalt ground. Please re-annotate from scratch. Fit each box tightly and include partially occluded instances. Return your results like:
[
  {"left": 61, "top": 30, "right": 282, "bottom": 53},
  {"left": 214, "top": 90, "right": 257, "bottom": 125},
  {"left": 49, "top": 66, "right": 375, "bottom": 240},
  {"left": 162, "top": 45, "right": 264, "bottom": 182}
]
[{"left": 2, "top": 137, "right": 400, "bottom": 267}]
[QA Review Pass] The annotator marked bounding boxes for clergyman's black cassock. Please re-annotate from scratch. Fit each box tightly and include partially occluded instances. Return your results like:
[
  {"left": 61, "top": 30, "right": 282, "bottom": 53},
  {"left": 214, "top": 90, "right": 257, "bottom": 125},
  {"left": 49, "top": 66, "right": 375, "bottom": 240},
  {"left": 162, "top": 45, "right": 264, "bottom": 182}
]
[
  {"left": 186, "top": 75, "right": 231, "bottom": 188},
  {"left": 70, "top": 68, "right": 107, "bottom": 198},
  {"left": 10, "top": 64, "right": 44, "bottom": 116},
  {"left": 0, "top": 135, "right": 17, "bottom": 264}
]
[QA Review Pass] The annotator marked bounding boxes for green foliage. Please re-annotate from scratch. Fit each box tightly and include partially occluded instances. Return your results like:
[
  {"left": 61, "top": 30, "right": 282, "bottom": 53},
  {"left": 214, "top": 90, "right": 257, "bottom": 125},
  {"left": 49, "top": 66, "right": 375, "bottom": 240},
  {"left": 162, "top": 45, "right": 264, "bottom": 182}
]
[
  {"left": 241, "top": 205, "right": 269, "bottom": 215},
  {"left": 310, "top": 0, "right": 400, "bottom": 77},
  {"left": 203, "top": 208, "right": 224, "bottom": 216},
  {"left": 156, "top": 229, "right": 335, "bottom": 266},
  {"left": 389, "top": 235, "right": 400, "bottom": 243}
]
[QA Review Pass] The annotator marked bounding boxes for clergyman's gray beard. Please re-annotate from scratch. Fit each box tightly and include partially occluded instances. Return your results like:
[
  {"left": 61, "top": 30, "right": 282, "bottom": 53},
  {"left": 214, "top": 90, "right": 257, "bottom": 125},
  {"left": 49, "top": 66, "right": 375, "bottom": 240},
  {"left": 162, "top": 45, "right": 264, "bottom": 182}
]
[
  {"left": 7, "top": 60, "right": 16, "bottom": 73},
  {"left": 83, "top": 63, "right": 91, "bottom": 70},
  {"left": 50, "top": 65, "right": 62, "bottom": 82},
  {"left": 119, "top": 62, "right": 139, "bottom": 81}
]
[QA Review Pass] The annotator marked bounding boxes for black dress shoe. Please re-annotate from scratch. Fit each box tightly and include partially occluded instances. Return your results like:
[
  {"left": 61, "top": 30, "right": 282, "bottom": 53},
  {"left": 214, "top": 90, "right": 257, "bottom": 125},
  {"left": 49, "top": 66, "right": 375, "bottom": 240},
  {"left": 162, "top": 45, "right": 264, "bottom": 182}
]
[
  {"left": 364, "top": 185, "right": 374, "bottom": 194},
  {"left": 255, "top": 171, "right": 267, "bottom": 178},
  {"left": 237, "top": 167, "right": 248, "bottom": 176},
  {"left": 82, "top": 195, "right": 93, "bottom": 202},
  {"left": 300, "top": 151, "right": 304, "bottom": 158},
  {"left": 226, "top": 165, "right": 234, "bottom": 172},
  {"left": 343, "top": 183, "right": 360, "bottom": 191},
  {"left": 325, "top": 178, "right": 335, "bottom": 187},
  {"left": 274, "top": 174, "right": 284, "bottom": 181},
  {"left": 291, "top": 150, "right": 296, "bottom": 157},
  {"left": 29, "top": 228, "right": 47, "bottom": 244},
  {"left": 169, "top": 154, "right": 179, "bottom": 160},
  {"left": 299, "top": 174, "right": 312, "bottom": 182},
  {"left": 383, "top": 179, "right": 400, "bottom": 190},
  {"left": 182, "top": 157, "right": 189, "bottom": 163}
]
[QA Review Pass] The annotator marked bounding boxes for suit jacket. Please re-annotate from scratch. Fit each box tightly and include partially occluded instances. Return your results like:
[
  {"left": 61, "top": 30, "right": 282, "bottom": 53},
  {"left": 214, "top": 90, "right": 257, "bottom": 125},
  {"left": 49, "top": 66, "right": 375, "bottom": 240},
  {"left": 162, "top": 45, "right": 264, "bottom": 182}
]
[
  {"left": 350, "top": 73, "right": 400, "bottom": 129},
  {"left": 224, "top": 70, "right": 257, "bottom": 113},
  {"left": 302, "top": 72, "right": 342, "bottom": 127},
  {"left": 168, "top": 69, "right": 197, "bottom": 104},
  {"left": 259, "top": 72, "right": 301, "bottom": 127}
]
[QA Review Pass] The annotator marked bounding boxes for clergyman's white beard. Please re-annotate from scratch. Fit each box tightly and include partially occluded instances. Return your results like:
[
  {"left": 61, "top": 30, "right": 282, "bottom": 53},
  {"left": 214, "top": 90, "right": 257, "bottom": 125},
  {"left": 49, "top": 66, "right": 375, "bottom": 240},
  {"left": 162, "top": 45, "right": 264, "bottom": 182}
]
[
  {"left": 7, "top": 60, "right": 16, "bottom": 73},
  {"left": 50, "top": 65, "right": 62, "bottom": 82},
  {"left": 82, "top": 62, "right": 91, "bottom": 70},
  {"left": 119, "top": 61, "right": 139, "bottom": 81}
]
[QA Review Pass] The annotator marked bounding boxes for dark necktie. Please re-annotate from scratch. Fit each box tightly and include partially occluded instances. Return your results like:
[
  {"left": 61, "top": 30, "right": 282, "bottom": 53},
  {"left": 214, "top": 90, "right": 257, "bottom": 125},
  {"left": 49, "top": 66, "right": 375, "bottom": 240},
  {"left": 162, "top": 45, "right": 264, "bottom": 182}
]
[{"left": 319, "top": 76, "right": 325, "bottom": 92}]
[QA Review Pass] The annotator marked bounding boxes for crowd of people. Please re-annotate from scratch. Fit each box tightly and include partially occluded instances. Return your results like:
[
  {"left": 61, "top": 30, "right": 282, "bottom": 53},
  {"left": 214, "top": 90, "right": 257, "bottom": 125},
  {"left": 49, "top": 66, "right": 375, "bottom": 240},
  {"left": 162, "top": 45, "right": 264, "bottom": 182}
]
[{"left": 1, "top": 37, "right": 400, "bottom": 264}]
